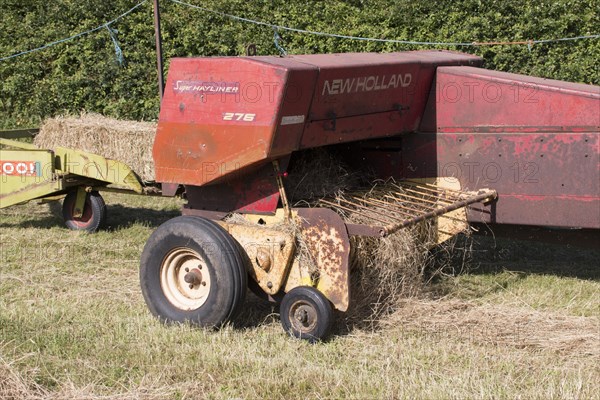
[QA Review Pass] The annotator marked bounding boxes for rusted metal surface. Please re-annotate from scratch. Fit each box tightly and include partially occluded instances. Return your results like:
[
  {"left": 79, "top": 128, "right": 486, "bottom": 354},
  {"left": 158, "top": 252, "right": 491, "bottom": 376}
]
[
  {"left": 217, "top": 217, "right": 296, "bottom": 296},
  {"left": 397, "top": 64, "right": 600, "bottom": 229},
  {"left": 420, "top": 66, "right": 600, "bottom": 133},
  {"left": 345, "top": 223, "right": 382, "bottom": 237},
  {"left": 293, "top": 208, "right": 351, "bottom": 312},
  {"left": 401, "top": 132, "right": 599, "bottom": 229}
]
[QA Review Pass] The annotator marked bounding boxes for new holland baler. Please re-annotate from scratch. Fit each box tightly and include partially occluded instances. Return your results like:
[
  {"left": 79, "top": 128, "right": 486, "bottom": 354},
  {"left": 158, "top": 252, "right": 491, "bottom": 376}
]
[{"left": 139, "top": 50, "right": 599, "bottom": 341}]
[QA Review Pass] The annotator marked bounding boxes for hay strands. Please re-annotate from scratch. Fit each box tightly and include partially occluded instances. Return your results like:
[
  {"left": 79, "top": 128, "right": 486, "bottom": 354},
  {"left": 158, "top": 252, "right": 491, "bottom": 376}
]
[{"left": 319, "top": 181, "right": 497, "bottom": 238}]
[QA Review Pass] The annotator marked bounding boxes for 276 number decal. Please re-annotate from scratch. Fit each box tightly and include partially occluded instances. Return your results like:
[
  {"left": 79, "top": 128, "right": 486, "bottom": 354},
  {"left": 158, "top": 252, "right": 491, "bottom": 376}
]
[{"left": 222, "top": 112, "right": 256, "bottom": 122}]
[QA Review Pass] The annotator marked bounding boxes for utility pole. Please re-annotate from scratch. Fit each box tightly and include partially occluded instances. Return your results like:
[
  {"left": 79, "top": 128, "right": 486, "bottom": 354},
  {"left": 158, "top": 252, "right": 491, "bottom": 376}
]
[{"left": 153, "top": 0, "right": 165, "bottom": 102}]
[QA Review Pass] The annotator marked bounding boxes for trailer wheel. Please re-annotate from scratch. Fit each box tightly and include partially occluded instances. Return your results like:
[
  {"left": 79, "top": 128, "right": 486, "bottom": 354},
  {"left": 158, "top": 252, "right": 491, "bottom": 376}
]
[
  {"left": 280, "top": 286, "right": 334, "bottom": 343},
  {"left": 140, "top": 216, "right": 247, "bottom": 328},
  {"left": 62, "top": 190, "right": 107, "bottom": 232}
]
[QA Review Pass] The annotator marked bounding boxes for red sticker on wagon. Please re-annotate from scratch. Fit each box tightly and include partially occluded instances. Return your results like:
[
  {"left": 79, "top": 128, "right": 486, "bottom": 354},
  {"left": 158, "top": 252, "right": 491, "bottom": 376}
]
[{"left": 0, "top": 161, "right": 39, "bottom": 176}]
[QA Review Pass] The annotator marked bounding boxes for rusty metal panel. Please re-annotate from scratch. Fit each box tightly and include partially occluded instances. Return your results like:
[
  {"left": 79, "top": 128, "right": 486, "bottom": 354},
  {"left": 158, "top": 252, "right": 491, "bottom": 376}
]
[
  {"left": 401, "top": 132, "right": 600, "bottom": 229},
  {"left": 423, "top": 66, "right": 600, "bottom": 133},
  {"left": 217, "top": 220, "right": 296, "bottom": 296},
  {"left": 295, "top": 208, "right": 351, "bottom": 312}
]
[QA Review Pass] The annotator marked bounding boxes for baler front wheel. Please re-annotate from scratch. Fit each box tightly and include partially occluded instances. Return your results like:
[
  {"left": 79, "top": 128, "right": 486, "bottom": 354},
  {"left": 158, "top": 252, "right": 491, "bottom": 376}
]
[
  {"left": 62, "top": 190, "right": 106, "bottom": 232},
  {"left": 280, "top": 286, "right": 334, "bottom": 343},
  {"left": 140, "top": 216, "right": 247, "bottom": 328}
]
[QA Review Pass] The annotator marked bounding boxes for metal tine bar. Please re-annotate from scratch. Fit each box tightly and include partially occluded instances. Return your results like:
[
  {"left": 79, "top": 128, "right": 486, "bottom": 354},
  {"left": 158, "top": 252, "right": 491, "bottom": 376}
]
[
  {"left": 370, "top": 185, "right": 459, "bottom": 214},
  {"left": 380, "top": 190, "right": 436, "bottom": 209},
  {"left": 350, "top": 192, "right": 448, "bottom": 225},
  {"left": 378, "top": 196, "right": 435, "bottom": 217},
  {"left": 398, "top": 181, "right": 460, "bottom": 200},
  {"left": 392, "top": 182, "right": 462, "bottom": 202},
  {"left": 334, "top": 196, "right": 410, "bottom": 224},
  {"left": 368, "top": 185, "right": 440, "bottom": 204},
  {"left": 381, "top": 190, "right": 497, "bottom": 237},
  {"left": 401, "top": 187, "right": 459, "bottom": 206},
  {"left": 358, "top": 189, "right": 438, "bottom": 220},
  {"left": 318, "top": 198, "right": 400, "bottom": 226},
  {"left": 364, "top": 189, "right": 434, "bottom": 214},
  {"left": 342, "top": 194, "right": 417, "bottom": 224},
  {"left": 366, "top": 192, "right": 432, "bottom": 218},
  {"left": 397, "top": 182, "right": 467, "bottom": 203},
  {"left": 389, "top": 182, "right": 443, "bottom": 199},
  {"left": 373, "top": 187, "right": 439, "bottom": 208},
  {"left": 381, "top": 196, "right": 440, "bottom": 219},
  {"left": 394, "top": 184, "right": 462, "bottom": 205},
  {"left": 386, "top": 189, "right": 453, "bottom": 208},
  {"left": 345, "top": 194, "right": 416, "bottom": 219},
  {"left": 404, "top": 180, "right": 468, "bottom": 196},
  {"left": 355, "top": 196, "right": 418, "bottom": 218},
  {"left": 396, "top": 185, "right": 454, "bottom": 202}
]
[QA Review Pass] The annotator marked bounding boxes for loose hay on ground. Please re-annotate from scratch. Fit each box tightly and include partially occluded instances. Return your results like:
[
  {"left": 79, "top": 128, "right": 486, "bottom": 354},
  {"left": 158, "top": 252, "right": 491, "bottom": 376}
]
[
  {"left": 34, "top": 113, "right": 156, "bottom": 182},
  {"left": 0, "top": 357, "right": 37, "bottom": 400},
  {"left": 389, "top": 299, "right": 600, "bottom": 358}
]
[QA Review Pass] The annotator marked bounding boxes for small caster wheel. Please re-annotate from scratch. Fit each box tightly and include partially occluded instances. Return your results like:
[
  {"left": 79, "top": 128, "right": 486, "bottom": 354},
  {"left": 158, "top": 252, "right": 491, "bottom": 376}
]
[
  {"left": 62, "top": 190, "right": 106, "bottom": 232},
  {"left": 280, "top": 286, "right": 334, "bottom": 343}
]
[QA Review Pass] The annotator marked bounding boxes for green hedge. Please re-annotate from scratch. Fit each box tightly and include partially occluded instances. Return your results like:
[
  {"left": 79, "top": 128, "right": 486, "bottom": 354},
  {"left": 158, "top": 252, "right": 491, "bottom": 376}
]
[{"left": 1, "top": 0, "right": 598, "bottom": 128}]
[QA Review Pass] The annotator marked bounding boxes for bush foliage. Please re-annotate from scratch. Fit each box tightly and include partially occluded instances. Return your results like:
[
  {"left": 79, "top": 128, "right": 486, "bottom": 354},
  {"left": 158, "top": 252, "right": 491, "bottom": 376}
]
[{"left": 1, "top": 0, "right": 598, "bottom": 128}]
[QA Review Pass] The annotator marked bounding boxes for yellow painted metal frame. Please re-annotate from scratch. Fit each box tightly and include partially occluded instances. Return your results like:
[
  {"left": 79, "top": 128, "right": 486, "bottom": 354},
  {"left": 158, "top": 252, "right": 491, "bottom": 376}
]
[{"left": 1, "top": 140, "right": 143, "bottom": 209}]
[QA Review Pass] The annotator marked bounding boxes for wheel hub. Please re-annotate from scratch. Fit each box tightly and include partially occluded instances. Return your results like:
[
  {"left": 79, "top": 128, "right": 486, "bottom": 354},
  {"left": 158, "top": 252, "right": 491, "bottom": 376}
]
[
  {"left": 184, "top": 268, "right": 203, "bottom": 286},
  {"left": 160, "top": 248, "right": 211, "bottom": 310},
  {"left": 290, "top": 302, "right": 318, "bottom": 332}
]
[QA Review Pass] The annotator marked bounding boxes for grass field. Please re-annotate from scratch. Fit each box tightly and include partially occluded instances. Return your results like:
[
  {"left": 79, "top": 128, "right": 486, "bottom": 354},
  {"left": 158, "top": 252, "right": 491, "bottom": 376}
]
[{"left": 1, "top": 193, "right": 598, "bottom": 399}]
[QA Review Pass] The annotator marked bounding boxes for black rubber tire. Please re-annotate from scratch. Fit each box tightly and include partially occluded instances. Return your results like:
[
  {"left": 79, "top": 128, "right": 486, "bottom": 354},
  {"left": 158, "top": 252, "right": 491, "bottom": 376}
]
[
  {"left": 280, "top": 286, "right": 334, "bottom": 343},
  {"left": 140, "top": 216, "right": 247, "bottom": 328},
  {"left": 62, "top": 190, "right": 107, "bottom": 233}
]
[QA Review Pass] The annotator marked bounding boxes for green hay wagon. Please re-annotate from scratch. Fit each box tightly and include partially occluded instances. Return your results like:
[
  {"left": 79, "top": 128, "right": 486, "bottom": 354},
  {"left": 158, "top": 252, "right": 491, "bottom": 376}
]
[{"left": 0, "top": 131, "right": 144, "bottom": 232}]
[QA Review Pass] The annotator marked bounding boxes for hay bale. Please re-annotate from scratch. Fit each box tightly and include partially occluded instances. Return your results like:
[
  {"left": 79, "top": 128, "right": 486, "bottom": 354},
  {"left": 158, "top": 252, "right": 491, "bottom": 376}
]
[
  {"left": 285, "top": 148, "right": 368, "bottom": 203},
  {"left": 34, "top": 113, "right": 156, "bottom": 182}
]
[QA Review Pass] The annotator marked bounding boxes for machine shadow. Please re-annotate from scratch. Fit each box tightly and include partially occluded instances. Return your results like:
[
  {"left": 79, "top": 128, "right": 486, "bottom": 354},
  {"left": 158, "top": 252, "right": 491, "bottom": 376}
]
[
  {"left": 467, "top": 227, "right": 600, "bottom": 281},
  {"left": 103, "top": 204, "right": 180, "bottom": 230},
  {"left": 0, "top": 204, "right": 180, "bottom": 231},
  {"left": 232, "top": 292, "right": 281, "bottom": 330}
]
